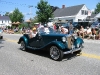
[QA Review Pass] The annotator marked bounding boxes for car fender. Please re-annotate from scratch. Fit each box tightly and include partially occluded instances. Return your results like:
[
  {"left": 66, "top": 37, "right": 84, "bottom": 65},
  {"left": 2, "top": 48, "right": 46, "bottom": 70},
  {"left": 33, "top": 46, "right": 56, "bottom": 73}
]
[
  {"left": 74, "top": 37, "right": 84, "bottom": 46},
  {"left": 47, "top": 41, "right": 66, "bottom": 50},
  {"left": 18, "top": 36, "right": 28, "bottom": 45}
]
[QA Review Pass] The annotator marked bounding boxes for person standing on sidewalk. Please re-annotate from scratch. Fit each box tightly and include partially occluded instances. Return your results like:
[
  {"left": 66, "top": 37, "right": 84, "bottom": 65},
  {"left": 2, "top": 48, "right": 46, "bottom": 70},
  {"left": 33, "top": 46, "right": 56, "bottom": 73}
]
[{"left": 69, "top": 22, "right": 74, "bottom": 34}]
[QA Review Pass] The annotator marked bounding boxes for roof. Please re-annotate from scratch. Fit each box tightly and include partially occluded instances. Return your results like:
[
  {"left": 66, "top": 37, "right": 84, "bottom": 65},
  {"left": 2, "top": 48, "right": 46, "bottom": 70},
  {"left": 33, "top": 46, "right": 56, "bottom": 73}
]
[
  {"left": 0, "top": 16, "right": 10, "bottom": 20},
  {"left": 53, "top": 4, "right": 85, "bottom": 17},
  {"left": 90, "top": 14, "right": 97, "bottom": 18}
]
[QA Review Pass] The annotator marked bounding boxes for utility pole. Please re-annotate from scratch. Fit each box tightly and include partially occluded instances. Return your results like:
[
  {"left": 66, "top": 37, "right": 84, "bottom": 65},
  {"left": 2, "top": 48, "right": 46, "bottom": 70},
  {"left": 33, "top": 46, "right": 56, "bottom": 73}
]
[{"left": 28, "top": 5, "right": 33, "bottom": 20}]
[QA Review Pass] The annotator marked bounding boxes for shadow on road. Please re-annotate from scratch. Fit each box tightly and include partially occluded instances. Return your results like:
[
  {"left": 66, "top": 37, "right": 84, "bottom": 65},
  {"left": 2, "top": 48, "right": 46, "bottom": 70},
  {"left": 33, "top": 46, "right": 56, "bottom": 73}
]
[
  {"left": 18, "top": 48, "right": 81, "bottom": 61},
  {"left": 0, "top": 39, "right": 5, "bottom": 44}
]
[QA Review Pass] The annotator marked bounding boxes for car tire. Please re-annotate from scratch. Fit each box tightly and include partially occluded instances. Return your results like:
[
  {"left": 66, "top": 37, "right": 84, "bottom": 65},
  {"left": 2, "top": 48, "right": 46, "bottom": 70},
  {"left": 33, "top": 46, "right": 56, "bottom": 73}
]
[
  {"left": 0, "top": 36, "right": 3, "bottom": 39},
  {"left": 20, "top": 41, "right": 26, "bottom": 51},
  {"left": 1, "top": 36, "right": 3, "bottom": 39},
  {"left": 50, "top": 46, "right": 64, "bottom": 61}
]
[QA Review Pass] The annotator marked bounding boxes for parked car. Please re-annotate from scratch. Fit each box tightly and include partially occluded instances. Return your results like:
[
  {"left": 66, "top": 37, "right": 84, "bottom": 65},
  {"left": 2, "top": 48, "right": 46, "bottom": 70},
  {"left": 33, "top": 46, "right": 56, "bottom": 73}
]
[
  {"left": 0, "top": 28, "right": 3, "bottom": 39},
  {"left": 18, "top": 27, "right": 84, "bottom": 61},
  {"left": 91, "top": 22, "right": 100, "bottom": 29}
]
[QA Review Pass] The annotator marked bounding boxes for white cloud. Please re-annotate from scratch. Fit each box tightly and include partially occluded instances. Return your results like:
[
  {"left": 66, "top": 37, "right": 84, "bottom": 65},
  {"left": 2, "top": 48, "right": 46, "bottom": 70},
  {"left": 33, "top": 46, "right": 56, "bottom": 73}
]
[
  {"left": 10, "top": 11, "right": 13, "bottom": 13},
  {"left": 91, "top": 9, "right": 95, "bottom": 12}
]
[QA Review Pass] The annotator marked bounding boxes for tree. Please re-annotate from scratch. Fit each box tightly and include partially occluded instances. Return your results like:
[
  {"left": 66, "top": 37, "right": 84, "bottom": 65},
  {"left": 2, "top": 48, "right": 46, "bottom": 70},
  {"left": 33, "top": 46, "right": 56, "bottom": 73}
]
[
  {"left": 5, "top": 12, "right": 10, "bottom": 16},
  {"left": 9, "top": 8, "right": 24, "bottom": 23},
  {"left": 36, "top": 0, "right": 53, "bottom": 24},
  {"left": 94, "top": 2, "right": 100, "bottom": 14},
  {"left": 50, "top": 6, "right": 59, "bottom": 13},
  {"left": 30, "top": 16, "right": 39, "bottom": 26}
]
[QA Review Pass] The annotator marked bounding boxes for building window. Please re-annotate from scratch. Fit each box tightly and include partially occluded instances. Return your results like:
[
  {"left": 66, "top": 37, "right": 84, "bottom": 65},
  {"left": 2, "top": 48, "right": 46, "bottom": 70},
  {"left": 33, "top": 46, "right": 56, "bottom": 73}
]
[
  {"left": 81, "top": 10, "right": 88, "bottom": 15},
  {"left": 81, "top": 10, "right": 84, "bottom": 15},
  {"left": 85, "top": 10, "right": 88, "bottom": 15}
]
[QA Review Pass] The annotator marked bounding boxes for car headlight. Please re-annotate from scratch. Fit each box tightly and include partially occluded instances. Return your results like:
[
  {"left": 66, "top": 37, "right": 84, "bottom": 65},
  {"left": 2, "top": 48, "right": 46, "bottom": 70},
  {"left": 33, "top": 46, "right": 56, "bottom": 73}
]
[
  {"left": 74, "top": 35, "right": 78, "bottom": 39},
  {"left": 62, "top": 37, "right": 66, "bottom": 42},
  {"left": 73, "top": 34, "right": 78, "bottom": 39}
]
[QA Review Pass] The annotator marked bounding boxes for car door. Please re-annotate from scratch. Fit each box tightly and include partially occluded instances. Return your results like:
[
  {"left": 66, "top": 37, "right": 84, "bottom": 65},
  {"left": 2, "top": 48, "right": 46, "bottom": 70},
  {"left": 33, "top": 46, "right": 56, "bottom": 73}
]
[{"left": 29, "top": 34, "right": 44, "bottom": 48}]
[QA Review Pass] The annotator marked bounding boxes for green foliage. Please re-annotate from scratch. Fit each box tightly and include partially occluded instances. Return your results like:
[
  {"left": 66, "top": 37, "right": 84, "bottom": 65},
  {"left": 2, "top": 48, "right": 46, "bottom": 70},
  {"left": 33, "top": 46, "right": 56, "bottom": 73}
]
[
  {"left": 30, "top": 16, "right": 39, "bottom": 27},
  {"left": 8, "top": 8, "right": 24, "bottom": 23},
  {"left": 18, "top": 23, "right": 25, "bottom": 29},
  {"left": 7, "top": 26, "right": 11, "bottom": 29},
  {"left": 36, "top": 0, "right": 53, "bottom": 24},
  {"left": 5, "top": 12, "right": 10, "bottom": 16},
  {"left": 94, "top": 2, "right": 100, "bottom": 14}
]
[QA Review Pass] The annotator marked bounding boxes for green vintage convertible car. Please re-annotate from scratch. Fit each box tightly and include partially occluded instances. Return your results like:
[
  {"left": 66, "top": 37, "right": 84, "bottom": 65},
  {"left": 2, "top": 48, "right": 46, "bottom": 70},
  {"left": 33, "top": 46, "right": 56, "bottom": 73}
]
[{"left": 18, "top": 27, "right": 84, "bottom": 61}]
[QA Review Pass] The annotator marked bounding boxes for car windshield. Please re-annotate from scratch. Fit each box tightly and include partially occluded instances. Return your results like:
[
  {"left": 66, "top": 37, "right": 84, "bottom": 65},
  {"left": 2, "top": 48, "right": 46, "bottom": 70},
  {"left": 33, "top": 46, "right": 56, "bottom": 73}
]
[{"left": 38, "top": 27, "right": 56, "bottom": 34}]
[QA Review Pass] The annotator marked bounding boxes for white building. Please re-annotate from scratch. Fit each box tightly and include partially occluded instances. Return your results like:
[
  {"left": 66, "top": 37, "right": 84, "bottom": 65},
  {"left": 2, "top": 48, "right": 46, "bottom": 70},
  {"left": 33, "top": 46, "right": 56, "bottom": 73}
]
[
  {"left": 53, "top": 4, "right": 91, "bottom": 23},
  {"left": 0, "top": 14, "right": 12, "bottom": 27}
]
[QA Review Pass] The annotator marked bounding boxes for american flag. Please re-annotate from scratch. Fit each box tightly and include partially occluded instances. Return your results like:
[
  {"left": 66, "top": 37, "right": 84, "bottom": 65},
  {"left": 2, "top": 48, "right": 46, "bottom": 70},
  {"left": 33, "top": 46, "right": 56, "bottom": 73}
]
[{"left": 88, "top": 10, "right": 91, "bottom": 16}]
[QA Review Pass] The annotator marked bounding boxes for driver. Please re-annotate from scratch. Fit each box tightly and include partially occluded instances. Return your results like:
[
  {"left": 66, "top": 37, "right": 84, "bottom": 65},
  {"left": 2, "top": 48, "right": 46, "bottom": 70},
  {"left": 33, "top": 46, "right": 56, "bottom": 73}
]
[{"left": 29, "top": 27, "right": 37, "bottom": 38}]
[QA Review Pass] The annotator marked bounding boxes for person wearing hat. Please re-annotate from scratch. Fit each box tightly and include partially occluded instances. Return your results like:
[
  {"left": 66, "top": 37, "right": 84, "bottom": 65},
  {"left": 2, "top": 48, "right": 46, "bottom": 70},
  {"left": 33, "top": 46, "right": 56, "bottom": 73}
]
[
  {"left": 29, "top": 27, "right": 37, "bottom": 38},
  {"left": 61, "top": 26, "right": 68, "bottom": 34}
]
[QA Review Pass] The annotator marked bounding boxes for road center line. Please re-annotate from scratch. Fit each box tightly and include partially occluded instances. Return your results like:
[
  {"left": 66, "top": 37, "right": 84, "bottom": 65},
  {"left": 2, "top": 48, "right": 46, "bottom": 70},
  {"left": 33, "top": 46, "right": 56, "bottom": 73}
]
[
  {"left": 4, "top": 38, "right": 18, "bottom": 43},
  {"left": 82, "top": 53, "right": 100, "bottom": 60}
]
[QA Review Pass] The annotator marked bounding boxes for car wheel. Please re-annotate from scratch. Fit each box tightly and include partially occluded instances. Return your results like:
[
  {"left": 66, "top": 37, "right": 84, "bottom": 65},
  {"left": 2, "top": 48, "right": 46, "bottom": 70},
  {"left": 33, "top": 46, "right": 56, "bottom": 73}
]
[
  {"left": 20, "top": 41, "right": 26, "bottom": 51},
  {"left": 0, "top": 36, "right": 3, "bottom": 39},
  {"left": 50, "top": 46, "right": 64, "bottom": 61}
]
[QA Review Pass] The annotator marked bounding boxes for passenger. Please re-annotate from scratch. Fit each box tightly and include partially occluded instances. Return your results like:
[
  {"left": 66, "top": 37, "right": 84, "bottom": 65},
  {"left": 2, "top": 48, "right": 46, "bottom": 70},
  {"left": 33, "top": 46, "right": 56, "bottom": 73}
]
[
  {"left": 61, "top": 26, "right": 68, "bottom": 34},
  {"left": 44, "top": 24, "right": 50, "bottom": 34},
  {"left": 29, "top": 27, "right": 37, "bottom": 38}
]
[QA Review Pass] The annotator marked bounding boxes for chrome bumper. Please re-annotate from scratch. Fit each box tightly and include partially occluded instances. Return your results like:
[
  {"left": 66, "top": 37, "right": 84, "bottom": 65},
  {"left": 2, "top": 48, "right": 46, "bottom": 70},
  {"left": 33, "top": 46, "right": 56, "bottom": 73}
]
[{"left": 63, "top": 47, "right": 81, "bottom": 54}]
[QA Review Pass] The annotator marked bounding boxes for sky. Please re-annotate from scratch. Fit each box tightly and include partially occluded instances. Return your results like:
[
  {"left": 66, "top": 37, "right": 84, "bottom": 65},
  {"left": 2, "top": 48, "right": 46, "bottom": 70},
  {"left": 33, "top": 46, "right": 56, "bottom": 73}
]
[{"left": 0, "top": 0, "right": 100, "bottom": 20}]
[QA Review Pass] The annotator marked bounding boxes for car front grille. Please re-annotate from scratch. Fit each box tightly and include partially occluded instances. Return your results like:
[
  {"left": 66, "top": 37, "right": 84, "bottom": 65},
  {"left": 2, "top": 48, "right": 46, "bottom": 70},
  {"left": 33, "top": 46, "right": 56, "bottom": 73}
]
[{"left": 66, "top": 36, "right": 74, "bottom": 49}]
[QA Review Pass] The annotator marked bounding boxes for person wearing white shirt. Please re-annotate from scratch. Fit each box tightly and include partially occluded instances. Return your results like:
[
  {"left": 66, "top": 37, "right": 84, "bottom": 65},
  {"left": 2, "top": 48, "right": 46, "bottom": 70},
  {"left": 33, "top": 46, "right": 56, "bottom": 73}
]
[
  {"left": 86, "top": 27, "right": 92, "bottom": 39},
  {"left": 61, "top": 26, "right": 68, "bottom": 34}
]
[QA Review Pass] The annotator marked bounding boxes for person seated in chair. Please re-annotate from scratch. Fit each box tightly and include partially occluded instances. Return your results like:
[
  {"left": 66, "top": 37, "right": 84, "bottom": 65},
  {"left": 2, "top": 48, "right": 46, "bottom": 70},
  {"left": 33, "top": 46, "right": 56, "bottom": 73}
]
[
  {"left": 85, "top": 26, "right": 92, "bottom": 39},
  {"left": 79, "top": 26, "right": 84, "bottom": 38}
]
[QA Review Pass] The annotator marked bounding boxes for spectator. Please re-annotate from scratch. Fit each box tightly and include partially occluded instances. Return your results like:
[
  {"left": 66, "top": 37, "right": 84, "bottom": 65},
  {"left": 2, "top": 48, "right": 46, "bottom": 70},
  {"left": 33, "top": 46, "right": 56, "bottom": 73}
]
[
  {"left": 69, "top": 22, "right": 74, "bottom": 34},
  {"left": 91, "top": 28, "right": 96, "bottom": 40},
  {"left": 98, "top": 28, "right": 100, "bottom": 40},
  {"left": 85, "top": 26, "right": 92, "bottom": 39},
  {"left": 53, "top": 23, "right": 57, "bottom": 31},
  {"left": 74, "top": 28, "right": 79, "bottom": 36},
  {"left": 79, "top": 26, "right": 84, "bottom": 38}
]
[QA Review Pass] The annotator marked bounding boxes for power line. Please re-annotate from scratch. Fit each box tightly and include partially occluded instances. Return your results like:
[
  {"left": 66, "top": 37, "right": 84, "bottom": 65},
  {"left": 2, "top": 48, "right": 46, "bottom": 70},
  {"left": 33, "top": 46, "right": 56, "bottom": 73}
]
[{"left": 0, "top": 0, "right": 35, "bottom": 7}]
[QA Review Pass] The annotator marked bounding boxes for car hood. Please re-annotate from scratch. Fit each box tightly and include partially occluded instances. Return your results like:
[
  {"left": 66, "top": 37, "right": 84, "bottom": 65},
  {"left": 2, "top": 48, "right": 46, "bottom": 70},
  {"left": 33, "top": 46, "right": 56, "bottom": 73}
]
[{"left": 41, "top": 33, "right": 68, "bottom": 37}]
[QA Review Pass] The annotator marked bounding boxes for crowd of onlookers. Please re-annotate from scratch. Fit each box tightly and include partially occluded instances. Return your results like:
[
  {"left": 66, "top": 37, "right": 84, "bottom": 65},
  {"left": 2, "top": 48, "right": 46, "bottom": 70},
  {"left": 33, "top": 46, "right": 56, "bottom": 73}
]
[
  {"left": 53, "top": 22, "right": 100, "bottom": 40},
  {"left": 0, "top": 22, "right": 100, "bottom": 40}
]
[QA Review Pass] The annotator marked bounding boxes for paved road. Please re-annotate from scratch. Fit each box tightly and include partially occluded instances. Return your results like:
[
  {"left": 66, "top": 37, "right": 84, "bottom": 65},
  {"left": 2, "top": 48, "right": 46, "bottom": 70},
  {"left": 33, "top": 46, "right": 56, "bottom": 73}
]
[{"left": 0, "top": 34, "right": 100, "bottom": 75}]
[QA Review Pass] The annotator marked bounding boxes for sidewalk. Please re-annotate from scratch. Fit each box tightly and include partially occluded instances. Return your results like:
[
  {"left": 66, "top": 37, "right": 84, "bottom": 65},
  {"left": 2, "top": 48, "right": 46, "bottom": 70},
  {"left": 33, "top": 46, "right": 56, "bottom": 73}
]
[{"left": 83, "top": 39, "right": 100, "bottom": 44}]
